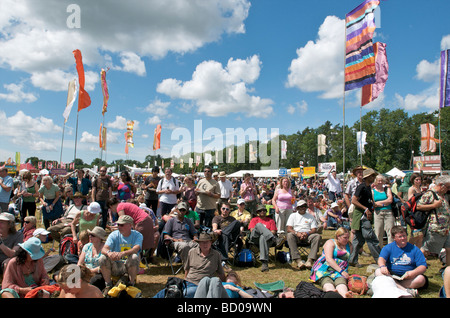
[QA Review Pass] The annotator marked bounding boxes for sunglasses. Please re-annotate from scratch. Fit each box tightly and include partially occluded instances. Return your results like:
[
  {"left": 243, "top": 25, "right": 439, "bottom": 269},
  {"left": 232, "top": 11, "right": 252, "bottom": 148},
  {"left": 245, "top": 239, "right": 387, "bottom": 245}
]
[{"left": 221, "top": 207, "right": 230, "bottom": 211}]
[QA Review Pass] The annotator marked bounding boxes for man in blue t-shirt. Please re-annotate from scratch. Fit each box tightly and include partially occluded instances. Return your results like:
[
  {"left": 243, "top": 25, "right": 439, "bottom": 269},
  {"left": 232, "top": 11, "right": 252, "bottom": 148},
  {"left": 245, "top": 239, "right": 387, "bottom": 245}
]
[
  {"left": 375, "top": 225, "right": 427, "bottom": 295},
  {"left": 0, "top": 167, "right": 13, "bottom": 213},
  {"left": 100, "top": 214, "right": 143, "bottom": 294}
]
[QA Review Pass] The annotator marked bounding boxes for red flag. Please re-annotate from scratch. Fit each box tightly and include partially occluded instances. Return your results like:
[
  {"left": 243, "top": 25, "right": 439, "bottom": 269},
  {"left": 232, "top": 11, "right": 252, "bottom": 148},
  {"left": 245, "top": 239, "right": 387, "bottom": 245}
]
[
  {"left": 361, "top": 42, "right": 389, "bottom": 106},
  {"left": 153, "top": 124, "right": 161, "bottom": 151},
  {"left": 73, "top": 49, "right": 91, "bottom": 112},
  {"left": 420, "top": 123, "right": 441, "bottom": 153}
]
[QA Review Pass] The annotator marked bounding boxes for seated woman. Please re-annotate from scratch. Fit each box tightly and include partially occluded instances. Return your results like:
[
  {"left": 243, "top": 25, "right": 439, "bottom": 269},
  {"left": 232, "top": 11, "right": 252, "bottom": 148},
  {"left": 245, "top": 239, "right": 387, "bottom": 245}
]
[
  {"left": 0, "top": 237, "right": 50, "bottom": 298},
  {"left": 194, "top": 270, "right": 253, "bottom": 298},
  {"left": 77, "top": 226, "right": 107, "bottom": 290},
  {"left": 309, "top": 227, "right": 353, "bottom": 298},
  {"left": 21, "top": 216, "right": 37, "bottom": 242},
  {"left": 71, "top": 202, "right": 101, "bottom": 245},
  {"left": 56, "top": 264, "right": 103, "bottom": 298}
]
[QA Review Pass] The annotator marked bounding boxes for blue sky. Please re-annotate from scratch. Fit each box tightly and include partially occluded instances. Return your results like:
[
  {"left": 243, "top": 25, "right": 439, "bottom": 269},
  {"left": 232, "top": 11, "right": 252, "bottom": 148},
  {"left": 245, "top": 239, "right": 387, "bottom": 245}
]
[{"left": 1, "top": 0, "right": 449, "bottom": 166}]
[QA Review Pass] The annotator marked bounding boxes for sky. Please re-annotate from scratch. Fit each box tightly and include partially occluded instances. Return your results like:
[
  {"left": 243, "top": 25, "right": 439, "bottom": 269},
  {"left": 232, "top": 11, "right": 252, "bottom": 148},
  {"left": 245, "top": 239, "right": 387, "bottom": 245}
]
[{"left": 1, "top": 0, "right": 449, "bottom": 167}]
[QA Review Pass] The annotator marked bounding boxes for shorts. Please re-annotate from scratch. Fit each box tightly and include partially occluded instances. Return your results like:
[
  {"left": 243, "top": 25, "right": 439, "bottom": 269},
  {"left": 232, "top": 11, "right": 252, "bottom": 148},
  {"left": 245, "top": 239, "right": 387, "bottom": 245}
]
[
  {"left": 318, "top": 276, "right": 347, "bottom": 288},
  {"left": 98, "top": 253, "right": 140, "bottom": 277},
  {"left": 0, "top": 288, "right": 19, "bottom": 298},
  {"left": 422, "top": 231, "right": 450, "bottom": 254}
]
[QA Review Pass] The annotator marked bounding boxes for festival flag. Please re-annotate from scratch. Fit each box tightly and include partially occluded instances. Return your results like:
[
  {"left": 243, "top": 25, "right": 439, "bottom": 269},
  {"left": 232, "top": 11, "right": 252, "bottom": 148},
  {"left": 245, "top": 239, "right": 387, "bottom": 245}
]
[
  {"left": 38, "top": 161, "right": 42, "bottom": 169},
  {"left": 281, "top": 140, "right": 287, "bottom": 160},
  {"left": 170, "top": 159, "right": 174, "bottom": 169},
  {"left": 189, "top": 157, "right": 193, "bottom": 168},
  {"left": 357, "top": 131, "right": 368, "bottom": 155},
  {"left": 99, "top": 124, "right": 103, "bottom": 149},
  {"left": 227, "top": 148, "right": 232, "bottom": 163},
  {"left": 440, "top": 49, "right": 450, "bottom": 108},
  {"left": 63, "top": 79, "right": 77, "bottom": 123},
  {"left": 318, "top": 134, "right": 327, "bottom": 156},
  {"left": 124, "top": 132, "right": 129, "bottom": 154},
  {"left": 153, "top": 124, "right": 161, "bottom": 151},
  {"left": 72, "top": 49, "right": 91, "bottom": 111},
  {"left": 361, "top": 42, "right": 388, "bottom": 106},
  {"left": 420, "top": 123, "right": 441, "bottom": 153},
  {"left": 196, "top": 155, "right": 201, "bottom": 167},
  {"left": 101, "top": 68, "right": 109, "bottom": 115},
  {"left": 126, "top": 120, "right": 134, "bottom": 148},
  {"left": 345, "top": 0, "right": 380, "bottom": 91},
  {"left": 204, "top": 153, "right": 212, "bottom": 166},
  {"left": 249, "top": 144, "right": 257, "bottom": 163},
  {"left": 180, "top": 158, "right": 184, "bottom": 169}
]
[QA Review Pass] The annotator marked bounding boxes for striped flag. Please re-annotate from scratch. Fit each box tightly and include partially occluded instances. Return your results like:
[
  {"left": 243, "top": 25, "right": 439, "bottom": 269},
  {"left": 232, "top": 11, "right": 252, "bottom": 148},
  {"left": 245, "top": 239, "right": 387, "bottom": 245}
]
[
  {"left": 440, "top": 49, "right": 450, "bottom": 108},
  {"left": 361, "top": 42, "right": 388, "bottom": 106},
  {"left": 345, "top": 0, "right": 380, "bottom": 91},
  {"left": 72, "top": 49, "right": 91, "bottom": 111},
  {"left": 101, "top": 68, "right": 109, "bottom": 115},
  {"left": 153, "top": 124, "right": 161, "bottom": 151}
]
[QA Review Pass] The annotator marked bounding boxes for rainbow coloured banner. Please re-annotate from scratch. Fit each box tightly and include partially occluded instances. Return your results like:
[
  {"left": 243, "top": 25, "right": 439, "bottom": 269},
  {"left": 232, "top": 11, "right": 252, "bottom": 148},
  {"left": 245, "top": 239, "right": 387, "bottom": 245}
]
[
  {"left": 345, "top": 0, "right": 380, "bottom": 91},
  {"left": 440, "top": 49, "right": 450, "bottom": 108}
]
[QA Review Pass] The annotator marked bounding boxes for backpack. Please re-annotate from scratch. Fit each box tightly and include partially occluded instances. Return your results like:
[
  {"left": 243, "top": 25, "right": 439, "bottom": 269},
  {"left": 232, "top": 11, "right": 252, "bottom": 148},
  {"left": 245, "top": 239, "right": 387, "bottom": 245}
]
[
  {"left": 164, "top": 277, "right": 187, "bottom": 298},
  {"left": 294, "top": 281, "right": 325, "bottom": 298},
  {"left": 59, "top": 235, "right": 78, "bottom": 263},
  {"left": 234, "top": 249, "right": 256, "bottom": 267},
  {"left": 276, "top": 251, "right": 291, "bottom": 264},
  {"left": 348, "top": 274, "right": 368, "bottom": 295},
  {"left": 400, "top": 190, "right": 439, "bottom": 229}
]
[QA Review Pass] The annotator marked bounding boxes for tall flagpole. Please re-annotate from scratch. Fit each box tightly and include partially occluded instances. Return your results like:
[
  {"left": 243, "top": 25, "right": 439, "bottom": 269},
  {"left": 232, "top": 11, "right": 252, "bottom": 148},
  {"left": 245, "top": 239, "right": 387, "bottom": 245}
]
[
  {"left": 342, "top": 16, "right": 348, "bottom": 179},
  {"left": 74, "top": 111, "right": 79, "bottom": 162},
  {"left": 60, "top": 122, "right": 66, "bottom": 165},
  {"left": 360, "top": 106, "right": 363, "bottom": 165}
]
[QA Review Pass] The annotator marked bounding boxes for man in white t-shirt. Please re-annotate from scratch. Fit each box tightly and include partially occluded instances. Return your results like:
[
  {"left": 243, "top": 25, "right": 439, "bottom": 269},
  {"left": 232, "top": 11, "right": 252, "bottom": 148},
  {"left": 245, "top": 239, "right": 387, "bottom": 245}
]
[
  {"left": 156, "top": 168, "right": 182, "bottom": 216},
  {"left": 218, "top": 171, "right": 233, "bottom": 201},
  {"left": 327, "top": 169, "right": 342, "bottom": 202},
  {"left": 286, "top": 200, "right": 322, "bottom": 270}
]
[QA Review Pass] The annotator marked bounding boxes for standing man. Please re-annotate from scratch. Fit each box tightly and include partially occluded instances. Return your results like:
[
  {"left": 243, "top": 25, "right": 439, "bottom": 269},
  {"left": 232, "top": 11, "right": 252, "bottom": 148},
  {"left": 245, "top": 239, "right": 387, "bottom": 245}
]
[
  {"left": 0, "top": 167, "right": 13, "bottom": 213},
  {"left": 195, "top": 166, "right": 220, "bottom": 228},
  {"left": 344, "top": 166, "right": 365, "bottom": 219},
  {"left": 156, "top": 168, "right": 182, "bottom": 216},
  {"left": 91, "top": 166, "right": 112, "bottom": 229},
  {"left": 349, "top": 168, "right": 381, "bottom": 267},
  {"left": 327, "top": 169, "right": 342, "bottom": 202},
  {"left": 142, "top": 166, "right": 160, "bottom": 214},
  {"left": 218, "top": 171, "right": 233, "bottom": 201}
]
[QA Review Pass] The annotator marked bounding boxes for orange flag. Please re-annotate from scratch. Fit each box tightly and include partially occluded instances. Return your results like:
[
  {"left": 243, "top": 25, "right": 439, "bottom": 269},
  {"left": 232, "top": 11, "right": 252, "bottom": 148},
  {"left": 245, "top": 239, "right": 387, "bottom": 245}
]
[
  {"left": 153, "top": 124, "right": 161, "bottom": 151},
  {"left": 73, "top": 49, "right": 91, "bottom": 112}
]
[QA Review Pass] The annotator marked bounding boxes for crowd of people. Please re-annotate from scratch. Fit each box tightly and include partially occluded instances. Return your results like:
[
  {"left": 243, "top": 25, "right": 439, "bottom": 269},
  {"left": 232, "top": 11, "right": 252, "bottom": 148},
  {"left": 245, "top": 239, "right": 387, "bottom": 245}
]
[{"left": 0, "top": 163, "right": 449, "bottom": 299}]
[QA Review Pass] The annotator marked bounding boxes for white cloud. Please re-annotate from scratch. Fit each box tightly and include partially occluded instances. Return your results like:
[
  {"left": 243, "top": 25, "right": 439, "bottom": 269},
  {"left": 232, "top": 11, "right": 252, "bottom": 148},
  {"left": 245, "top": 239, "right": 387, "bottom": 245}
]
[
  {"left": 0, "top": 0, "right": 250, "bottom": 85},
  {"left": 287, "top": 100, "right": 308, "bottom": 115},
  {"left": 144, "top": 98, "right": 171, "bottom": 117},
  {"left": 286, "top": 16, "right": 345, "bottom": 99},
  {"left": 146, "top": 115, "right": 161, "bottom": 125},
  {"left": 0, "top": 110, "right": 62, "bottom": 151},
  {"left": 415, "top": 59, "right": 440, "bottom": 83},
  {"left": 106, "top": 115, "right": 140, "bottom": 131},
  {"left": 80, "top": 130, "right": 120, "bottom": 144},
  {"left": 156, "top": 55, "right": 274, "bottom": 117},
  {"left": 0, "top": 83, "right": 37, "bottom": 103},
  {"left": 30, "top": 69, "right": 99, "bottom": 92},
  {"left": 395, "top": 87, "right": 439, "bottom": 111}
]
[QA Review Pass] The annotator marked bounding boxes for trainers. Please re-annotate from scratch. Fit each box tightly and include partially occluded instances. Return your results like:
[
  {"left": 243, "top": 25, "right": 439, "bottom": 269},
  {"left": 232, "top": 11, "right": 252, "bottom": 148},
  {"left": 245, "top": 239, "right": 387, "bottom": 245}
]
[
  {"left": 261, "top": 261, "right": 269, "bottom": 272},
  {"left": 406, "top": 288, "right": 419, "bottom": 298}
]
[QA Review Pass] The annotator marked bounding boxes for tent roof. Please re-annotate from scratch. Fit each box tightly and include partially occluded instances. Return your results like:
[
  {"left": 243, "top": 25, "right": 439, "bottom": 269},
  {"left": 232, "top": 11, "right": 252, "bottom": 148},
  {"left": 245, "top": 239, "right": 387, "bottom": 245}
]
[{"left": 385, "top": 167, "right": 405, "bottom": 178}]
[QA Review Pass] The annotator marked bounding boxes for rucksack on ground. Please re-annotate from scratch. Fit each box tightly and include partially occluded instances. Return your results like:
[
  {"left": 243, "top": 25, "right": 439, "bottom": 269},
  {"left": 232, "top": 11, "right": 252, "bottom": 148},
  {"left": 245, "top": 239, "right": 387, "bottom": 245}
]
[
  {"left": 164, "top": 277, "right": 186, "bottom": 298},
  {"left": 234, "top": 248, "right": 256, "bottom": 267},
  {"left": 348, "top": 274, "right": 368, "bottom": 295},
  {"left": 401, "top": 190, "right": 439, "bottom": 229},
  {"left": 59, "top": 234, "right": 78, "bottom": 264}
]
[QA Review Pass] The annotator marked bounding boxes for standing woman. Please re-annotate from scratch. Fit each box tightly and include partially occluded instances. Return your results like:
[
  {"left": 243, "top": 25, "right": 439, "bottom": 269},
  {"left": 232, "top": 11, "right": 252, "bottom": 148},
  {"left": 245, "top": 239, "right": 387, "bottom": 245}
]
[
  {"left": 183, "top": 175, "right": 197, "bottom": 211},
  {"left": 272, "top": 177, "right": 294, "bottom": 235},
  {"left": 116, "top": 170, "right": 136, "bottom": 201},
  {"left": 107, "top": 197, "right": 155, "bottom": 253},
  {"left": 407, "top": 173, "right": 425, "bottom": 247},
  {"left": 372, "top": 175, "right": 394, "bottom": 248},
  {"left": 18, "top": 171, "right": 38, "bottom": 226},
  {"left": 38, "top": 176, "right": 64, "bottom": 229}
]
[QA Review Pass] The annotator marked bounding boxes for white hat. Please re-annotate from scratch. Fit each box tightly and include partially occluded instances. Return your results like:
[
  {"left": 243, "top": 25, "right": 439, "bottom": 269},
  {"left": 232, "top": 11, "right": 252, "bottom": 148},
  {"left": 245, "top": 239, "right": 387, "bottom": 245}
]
[
  {"left": 87, "top": 202, "right": 102, "bottom": 214},
  {"left": 295, "top": 200, "right": 307, "bottom": 208},
  {"left": 237, "top": 199, "right": 246, "bottom": 205},
  {"left": 330, "top": 202, "right": 339, "bottom": 209},
  {"left": 0, "top": 212, "right": 15, "bottom": 222},
  {"left": 371, "top": 276, "right": 412, "bottom": 298},
  {"left": 33, "top": 228, "right": 50, "bottom": 237}
]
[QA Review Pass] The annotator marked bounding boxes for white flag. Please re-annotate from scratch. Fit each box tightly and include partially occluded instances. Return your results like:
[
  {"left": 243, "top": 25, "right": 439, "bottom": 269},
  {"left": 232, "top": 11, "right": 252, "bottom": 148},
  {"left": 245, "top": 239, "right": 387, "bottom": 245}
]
[
  {"left": 63, "top": 79, "right": 78, "bottom": 123},
  {"left": 281, "top": 140, "right": 287, "bottom": 160},
  {"left": 204, "top": 153, "right": 212, "bottom": 165},
  {"left": 249, "top": 144, "right": 257, "bottom": 162},
  {"left": 357, "top": 131, "right": 368, "bottom": 155},
  {"left": 189, "top": 157, "right": 194, "bottom": 168},
  {"left": 318, "top": 134, "right": 327, "bottom": 156}
]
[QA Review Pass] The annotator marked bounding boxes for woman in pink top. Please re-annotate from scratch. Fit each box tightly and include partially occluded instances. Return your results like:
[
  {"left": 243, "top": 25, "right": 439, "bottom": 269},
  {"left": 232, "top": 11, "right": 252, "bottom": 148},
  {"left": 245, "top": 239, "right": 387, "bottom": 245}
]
[
  {"left": 272, "top": 177, "right": 294, "bottom": 235},
  {"left": 107, "top": 198, "right": 155, "bottom": 251}
]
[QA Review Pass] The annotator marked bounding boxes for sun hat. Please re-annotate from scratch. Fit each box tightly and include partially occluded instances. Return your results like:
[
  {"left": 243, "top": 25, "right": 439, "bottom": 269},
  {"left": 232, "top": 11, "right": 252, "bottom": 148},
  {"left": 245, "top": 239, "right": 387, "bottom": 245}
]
[
  {"left": 195, "top": 232, "right": 215, "bottom": 242},
  {"left": 237, "top": 198, "right": 246, "bottom": 205},
  {"left": 0, "top": 212, "right": 15, "bottom": 222},
  {"left": 219, "top": 171, "right": 227, "bottom": 178},
  {"left": 18, "top": 237, "right": 45, "bottom": 260},
  {"left": 87, "top": 202, "right": 102, "bottom": 214},
  {"left": 363, "top": 168, "right": 378, "bottom": 179},
  {"left": 116, "top": 214, "right": 134, "bottom": 225},
  {"left": 371, "top": 275, "right": 412, "bottom": 298},
  {"left": 87, "top": 226, "right": 107, "bottom": 240},
  {"left": 177, "top": 202, "right": 189, "bottom": 211},
  {"left": 255, "top": 204, "right": 267, "bottom": 212},
  {"left": 352, "top": 166, "right": 365, "bottom": 175},
  {"left": 330, "top": 202, "right": 339, "bottom": 209},
  {"left": 296, "top": 200, "right": 307, "bottom": 208},
  {"left": 33, "top": 228, "right": 50, "bottom": 237},
  {"left": 73, "top": 192, "right": 86, "bottom": 199}
]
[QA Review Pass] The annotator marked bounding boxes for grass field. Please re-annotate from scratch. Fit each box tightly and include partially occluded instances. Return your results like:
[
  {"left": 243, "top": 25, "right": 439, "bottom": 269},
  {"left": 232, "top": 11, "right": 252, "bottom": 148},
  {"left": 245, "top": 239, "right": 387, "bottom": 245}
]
[{"left": 32, "top": 208, "right": 445, "bottom": 298}]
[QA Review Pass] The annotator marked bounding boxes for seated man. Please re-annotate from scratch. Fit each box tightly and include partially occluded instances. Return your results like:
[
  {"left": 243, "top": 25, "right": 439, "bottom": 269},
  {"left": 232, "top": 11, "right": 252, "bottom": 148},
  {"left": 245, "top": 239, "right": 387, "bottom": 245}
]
[
  {"left": 286, "top": 200, "right": 322, "bottom": 270},
  {"left": 306, "top": 196, "right": 327, "bottom": 233},
  {"left": 162, "top": 202, "right": 198, "bottom": 264},
  {"left": 212, "top": 201, "right": 242, "bottom": 263},
  {"left": 230, "top": 198, "right": 252, "bottom": 232},
  {"left": 99, "top": 215, "right": 143, "bottom": 295},
  {"left": 247, "top": 204, "right": 285, "bottom": 272},
  {"left": 375, "top": 225, "right": 428, "bottom": 297},
  {"left": 47, "top": 192, "right": 87, "bottom": 242}
]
